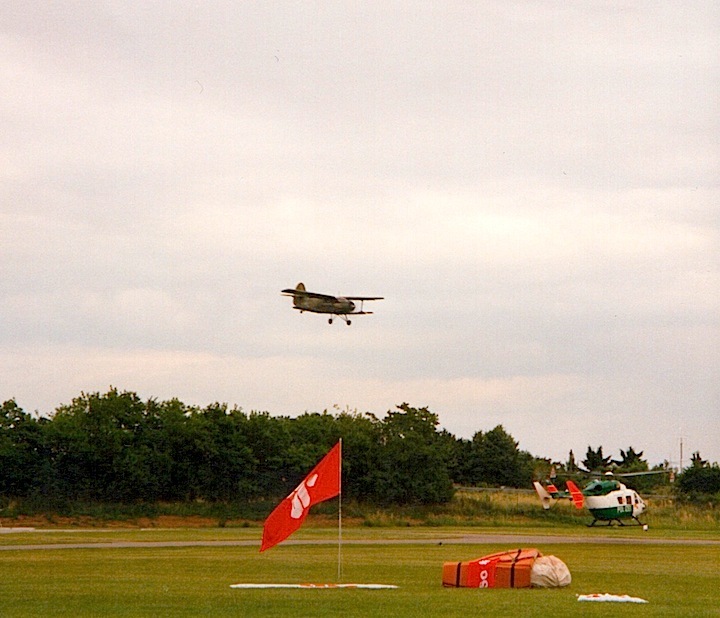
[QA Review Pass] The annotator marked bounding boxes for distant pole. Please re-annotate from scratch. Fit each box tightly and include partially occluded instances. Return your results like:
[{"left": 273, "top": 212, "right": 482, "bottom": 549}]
[
  {"left": 337, "top": 438, "right": 343, "bottom": 582},
  {"left": 679, "top": 434, "right": 684, "bottom": 472}
]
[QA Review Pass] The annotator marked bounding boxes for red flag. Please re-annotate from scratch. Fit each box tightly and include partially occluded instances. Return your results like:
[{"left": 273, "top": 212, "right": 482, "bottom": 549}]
[{"left": 260, "top": 441, "right": 341, "bottom": 552}]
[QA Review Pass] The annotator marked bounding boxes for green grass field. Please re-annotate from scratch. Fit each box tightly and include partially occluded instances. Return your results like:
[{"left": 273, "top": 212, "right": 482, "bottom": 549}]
[{"left": 1, "top": 526, "right": 718, "bottom": 617}]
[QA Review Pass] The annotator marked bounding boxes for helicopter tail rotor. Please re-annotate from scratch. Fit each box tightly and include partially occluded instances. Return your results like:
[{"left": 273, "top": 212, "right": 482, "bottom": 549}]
[{"left": 533, "top": 482, "right": 554, "bottom": 510}]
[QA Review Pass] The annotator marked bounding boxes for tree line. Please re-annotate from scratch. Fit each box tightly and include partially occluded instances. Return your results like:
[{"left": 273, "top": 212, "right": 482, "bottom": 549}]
[{"left": 1, "top": 389, "right": 716, "bottom": 505}]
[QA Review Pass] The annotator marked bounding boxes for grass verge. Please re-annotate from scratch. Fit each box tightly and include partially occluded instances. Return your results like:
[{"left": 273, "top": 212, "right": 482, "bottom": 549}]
[{"left": 2, "top": 488, "right": 719, "bottom": 533}]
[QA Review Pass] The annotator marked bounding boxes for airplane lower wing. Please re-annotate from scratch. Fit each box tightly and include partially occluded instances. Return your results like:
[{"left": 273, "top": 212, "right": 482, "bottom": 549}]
[{"left": 290, "top": 307, "right": 373, "bottom": 315}]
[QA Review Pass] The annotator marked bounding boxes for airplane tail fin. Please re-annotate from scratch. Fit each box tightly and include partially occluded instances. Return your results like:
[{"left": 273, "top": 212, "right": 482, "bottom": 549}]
[
  {"left": 565, "top": 480, "right": 585, "bottom": 509},
  {"left": 533, "top": 481, "right": 554, "bottom": 510},
  {"left": 292, "top": 282, "right": 305, "bottom": 307}
]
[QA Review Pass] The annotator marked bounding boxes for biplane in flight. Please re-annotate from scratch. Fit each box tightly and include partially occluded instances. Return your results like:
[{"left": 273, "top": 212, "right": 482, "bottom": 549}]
[{"left": 281, "top": 283, "right": 383, "bottom": 325}]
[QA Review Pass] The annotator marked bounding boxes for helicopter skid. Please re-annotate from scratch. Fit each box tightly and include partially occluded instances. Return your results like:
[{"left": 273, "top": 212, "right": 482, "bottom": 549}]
[{"left": 588, "top": 516, "right": 645, "bottom": 527}]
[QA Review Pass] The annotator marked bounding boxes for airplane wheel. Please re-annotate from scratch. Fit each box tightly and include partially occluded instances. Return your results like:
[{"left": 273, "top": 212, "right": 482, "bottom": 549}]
[
  {"left": 328, "top": 318, "right": 333, "bottom": 324},
  {"left": 346, "top": 320, "right": 351, "bottom": 326}
]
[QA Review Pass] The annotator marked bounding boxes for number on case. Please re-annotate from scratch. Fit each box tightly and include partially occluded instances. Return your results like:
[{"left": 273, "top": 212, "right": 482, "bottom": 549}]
[{"left": 479, "top": 569, "right": 489, "bottom": 588}]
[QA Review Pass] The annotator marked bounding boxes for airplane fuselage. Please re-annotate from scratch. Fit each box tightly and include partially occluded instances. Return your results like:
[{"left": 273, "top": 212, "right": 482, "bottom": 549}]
[{"left": 293, "top": 296, "right": 356, "bottom": 315}]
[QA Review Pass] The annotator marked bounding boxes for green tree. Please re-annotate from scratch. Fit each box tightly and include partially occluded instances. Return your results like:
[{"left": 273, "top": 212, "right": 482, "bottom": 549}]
[
  {"left": 437, "top": 430, "right": 469, "bottom": 486},
  {"left": 468, "top": 425, "right": 533, "bottom": 487},
  {"left": 690, "top": 452, "right": 707, "bottom": 468},
  {"left": 566, "top": 449, "right": 578, "bottom": 473},
  {"left": 46, "top": 389, "right": 149, "bottom": 500},
  {"left": 242, "top": 411, "right": 292, "bottom": 498},
  {"left": 676, "top": 454, "right": 720, "bottom": 498},
  {"left": 463, "top": 425, "right": 532, "bottom": 487},
  {"left": 531, "top": 457, "right": 554, "bottom": 483},
  {"left": 285, "top": 412, "right": 342, "bottom": 483},
  {"left": 147, "top": 398, "right": 198, "bottom": 501},
  {"left": 446, "top": 437, "right": 474, "bottom": 486},
  {"left": 613, "top": 447, "right": 648, "bottom": 472},
  {"left": 333, "top": 410, "right": 377, "bottom": 502},
  {"left": 184, "top": 403, "right": 257, "bottom": 501},
  {"left": 366, "top": 404, "right": 454, "bottom": 505},
  {"left": 461, "top": 431, "right": 487, "bottom": 484},
  {"left": 0, "top": 400, "right": 46, "bottom": 497},
  {"left": 582, "top": 445, "right": 612, "bottom": 472}
]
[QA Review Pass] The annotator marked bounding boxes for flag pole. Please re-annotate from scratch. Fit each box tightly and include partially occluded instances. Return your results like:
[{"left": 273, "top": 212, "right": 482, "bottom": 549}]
[{"left": 337, "top": 438, "right": 343, "bottom": 582}]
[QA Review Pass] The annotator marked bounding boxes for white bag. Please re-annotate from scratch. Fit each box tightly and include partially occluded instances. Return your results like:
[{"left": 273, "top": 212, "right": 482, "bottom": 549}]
[{"left": 530, "top": 555, "right": 572, "bottom": 588}]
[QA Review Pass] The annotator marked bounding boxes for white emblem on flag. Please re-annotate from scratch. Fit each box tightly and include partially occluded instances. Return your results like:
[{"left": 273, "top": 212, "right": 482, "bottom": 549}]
[{"left": 290, "top": 473, "right": 318, "bottom": 519}]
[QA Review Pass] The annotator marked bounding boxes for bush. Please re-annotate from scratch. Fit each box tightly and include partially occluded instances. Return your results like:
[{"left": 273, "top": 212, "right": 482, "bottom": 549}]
[{"left": 676, "top": 464, "right": 720, "bottom": 502}]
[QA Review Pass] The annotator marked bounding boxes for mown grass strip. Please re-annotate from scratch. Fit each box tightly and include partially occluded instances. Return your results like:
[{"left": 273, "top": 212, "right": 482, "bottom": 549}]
[{"left": 1, "top": 530, "right": 718, "bottom": 617}]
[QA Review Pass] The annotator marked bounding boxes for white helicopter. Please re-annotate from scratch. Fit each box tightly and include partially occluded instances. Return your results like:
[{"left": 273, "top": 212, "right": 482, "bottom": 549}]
[
  {"left": 281, "top": 283, "right": 383, "bottom": 325},
  {"left": 533, "top": 473, "right": 649, "bottom": 527}
]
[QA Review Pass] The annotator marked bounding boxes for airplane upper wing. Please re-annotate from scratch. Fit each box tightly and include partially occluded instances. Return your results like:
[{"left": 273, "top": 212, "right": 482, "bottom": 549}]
[
  {"left": 281, "top": 289, "right": 336, "bottom": 300},
  {"left": 281, "top": 289, "right": 383, "bottom": 301}
]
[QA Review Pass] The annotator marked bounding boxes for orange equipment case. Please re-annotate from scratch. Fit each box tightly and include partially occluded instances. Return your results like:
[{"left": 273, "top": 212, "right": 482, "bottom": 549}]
[{"left": 442, "top": 548, "right": 541, "bottom": 589}]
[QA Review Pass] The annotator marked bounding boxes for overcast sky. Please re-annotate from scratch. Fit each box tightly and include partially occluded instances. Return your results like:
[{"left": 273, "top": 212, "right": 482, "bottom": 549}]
[{"left": 2, "top": 2, "right": 718, "bottom": 467}]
